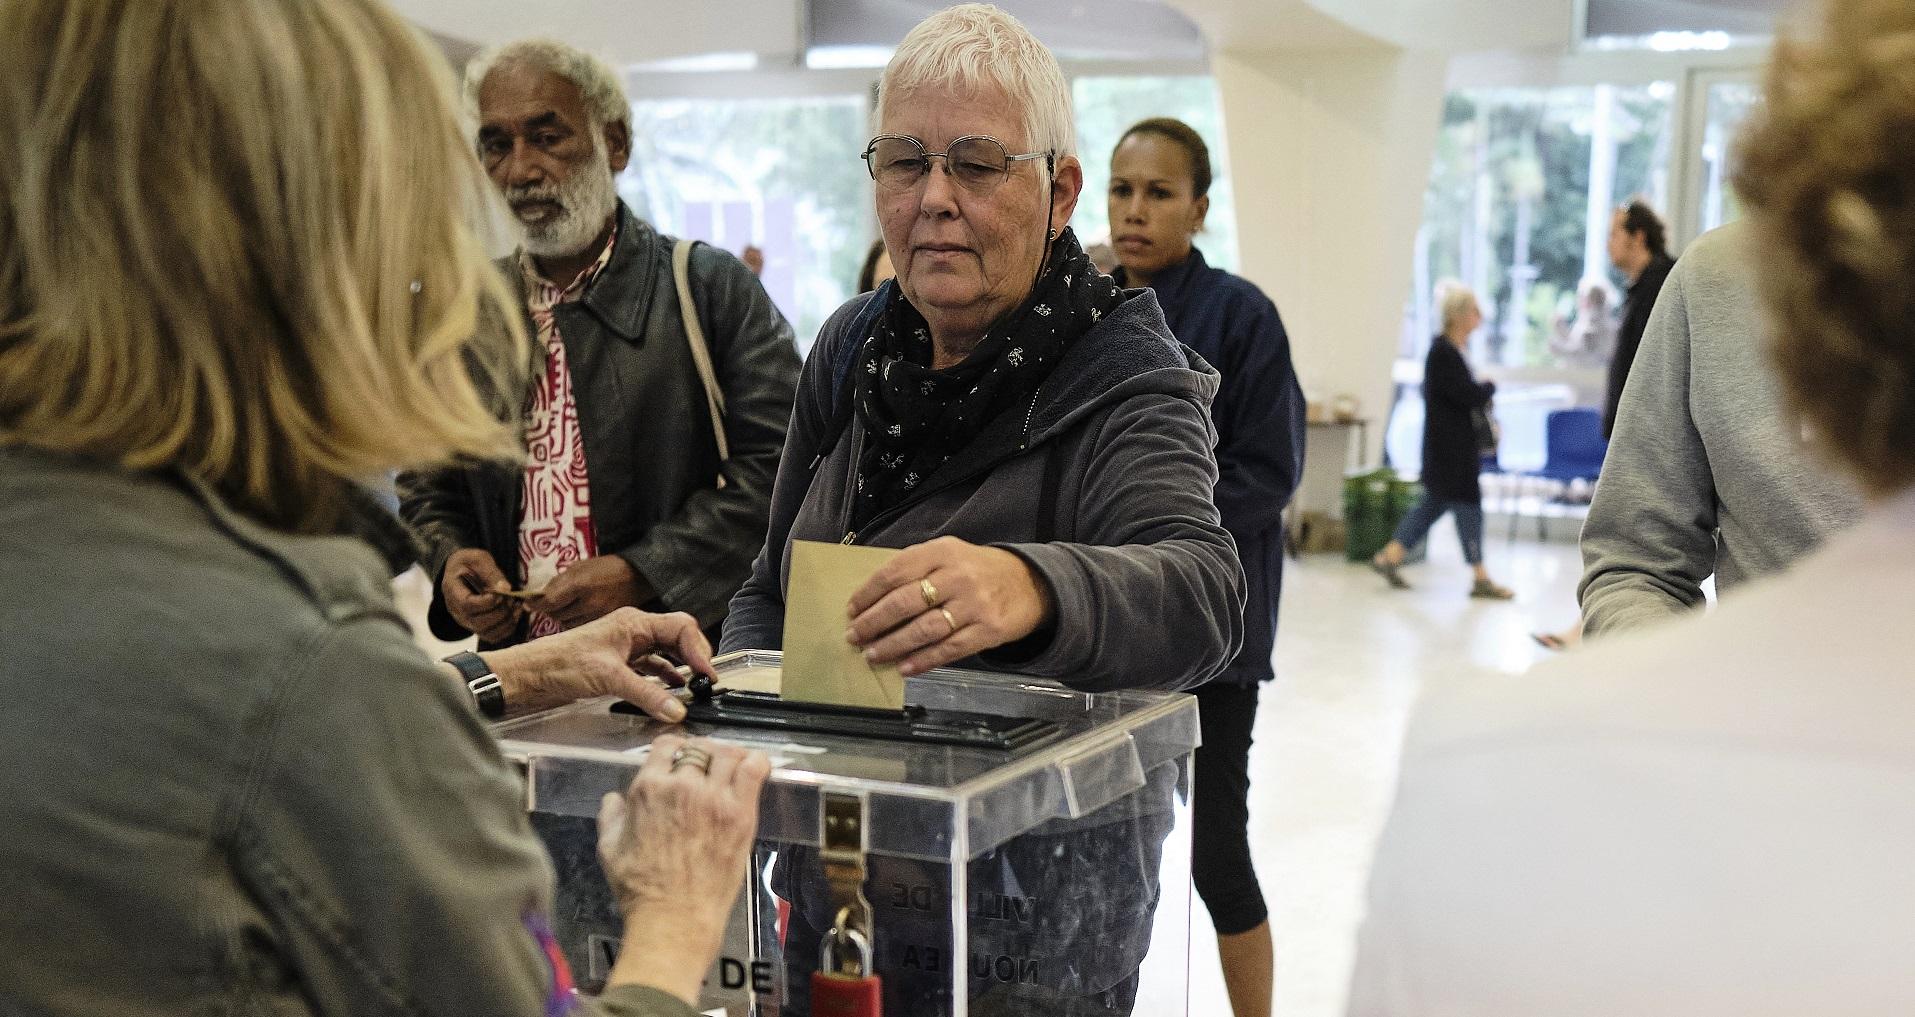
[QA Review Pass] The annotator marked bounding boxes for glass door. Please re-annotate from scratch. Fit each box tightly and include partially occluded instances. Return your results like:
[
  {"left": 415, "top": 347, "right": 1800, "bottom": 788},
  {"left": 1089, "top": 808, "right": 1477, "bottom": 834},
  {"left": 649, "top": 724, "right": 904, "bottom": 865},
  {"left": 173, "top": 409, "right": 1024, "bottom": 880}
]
[{"left": 1672, "top": 67, "right": 1763, "bottom": 248}]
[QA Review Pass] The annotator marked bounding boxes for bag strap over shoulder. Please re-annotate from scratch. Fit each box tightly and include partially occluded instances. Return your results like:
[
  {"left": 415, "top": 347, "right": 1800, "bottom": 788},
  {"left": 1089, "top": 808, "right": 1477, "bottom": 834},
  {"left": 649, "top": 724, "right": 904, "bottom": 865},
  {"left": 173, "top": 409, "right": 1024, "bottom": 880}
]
[{"left": 673, "top": 238, "right": 729, "bottom": 489}]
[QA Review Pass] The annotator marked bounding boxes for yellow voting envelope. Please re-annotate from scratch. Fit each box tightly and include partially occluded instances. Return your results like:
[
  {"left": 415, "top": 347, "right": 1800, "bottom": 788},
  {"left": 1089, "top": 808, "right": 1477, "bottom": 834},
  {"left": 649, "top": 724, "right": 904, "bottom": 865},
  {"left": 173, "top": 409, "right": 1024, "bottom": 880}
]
[{"left": 781, "top": 540, "right": 906, "bottom": 710}]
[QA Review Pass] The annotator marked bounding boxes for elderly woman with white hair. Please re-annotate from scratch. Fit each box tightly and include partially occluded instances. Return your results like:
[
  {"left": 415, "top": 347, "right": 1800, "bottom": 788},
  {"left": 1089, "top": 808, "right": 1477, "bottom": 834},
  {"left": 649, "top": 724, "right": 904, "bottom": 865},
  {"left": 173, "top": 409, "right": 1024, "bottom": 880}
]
[
  {"left": 721, "top": 5, "right": 1241, "bottom": 1013},
  {"left": 723, "top": 5, "right": 1242, "bottom": 693},
  {"left": 1371, "top": 282, "right": 1515, "bottom": 598}
]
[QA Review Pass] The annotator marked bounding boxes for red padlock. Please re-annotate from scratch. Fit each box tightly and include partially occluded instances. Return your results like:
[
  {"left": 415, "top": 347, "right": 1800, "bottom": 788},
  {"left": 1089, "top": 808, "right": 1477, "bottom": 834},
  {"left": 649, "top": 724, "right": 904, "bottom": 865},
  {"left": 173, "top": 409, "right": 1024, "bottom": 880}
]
[
  {"left": 811, "top": 970, "right": 881, "bottom": 1017},
  {"left": 812, "top": 922, "right": 881, "bottom": 1017}
]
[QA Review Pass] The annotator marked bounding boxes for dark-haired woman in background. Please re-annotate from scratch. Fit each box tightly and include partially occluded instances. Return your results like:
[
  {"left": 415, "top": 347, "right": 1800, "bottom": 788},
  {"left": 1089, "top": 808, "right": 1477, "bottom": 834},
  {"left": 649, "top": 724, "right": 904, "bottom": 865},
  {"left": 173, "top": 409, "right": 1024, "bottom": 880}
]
[
  {"left": 855, "top": 237, "right": 895, "bottom": 293},
  {"left": 1108, "top": 116, "right": 1305, "bottom": 1017}
]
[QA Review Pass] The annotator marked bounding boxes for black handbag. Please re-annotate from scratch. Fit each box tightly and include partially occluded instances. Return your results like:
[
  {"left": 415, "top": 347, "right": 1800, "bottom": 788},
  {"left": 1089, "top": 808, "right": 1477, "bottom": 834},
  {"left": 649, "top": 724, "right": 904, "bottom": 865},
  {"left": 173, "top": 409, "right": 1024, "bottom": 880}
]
[{"left": 1470, "top": 404, "right": 1500, "bottom": 456}]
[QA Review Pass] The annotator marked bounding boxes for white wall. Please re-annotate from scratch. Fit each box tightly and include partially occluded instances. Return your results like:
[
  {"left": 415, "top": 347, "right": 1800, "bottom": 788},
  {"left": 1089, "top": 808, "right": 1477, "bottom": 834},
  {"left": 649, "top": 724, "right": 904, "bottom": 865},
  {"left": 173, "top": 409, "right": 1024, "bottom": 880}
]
[
  {"left": 394, "top": 0, "right": 804, "bottom": 66},
  {"left": 1213, "top": 47, "right": 1447, "bottom": 466}
]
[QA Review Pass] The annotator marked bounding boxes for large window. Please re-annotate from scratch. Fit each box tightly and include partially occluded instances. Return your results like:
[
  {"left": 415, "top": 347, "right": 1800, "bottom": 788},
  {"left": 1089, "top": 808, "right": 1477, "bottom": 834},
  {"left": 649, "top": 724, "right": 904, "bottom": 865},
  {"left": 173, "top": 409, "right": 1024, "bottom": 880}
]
[
  {"left": 1695, "top": 78, "right": 1760, "bottom": 236},
  {"left": 1072, "top": 75, "right": 1239, "bottom": 271},
  {"left": 611, "top": 80, "right": 1237, "bottom": 351},
  {"left": 618, "top": 96, "right": 871, "bottom": 353},
  {"left": 1408, "top": 84, "right": 1675, "bottom": 368}
]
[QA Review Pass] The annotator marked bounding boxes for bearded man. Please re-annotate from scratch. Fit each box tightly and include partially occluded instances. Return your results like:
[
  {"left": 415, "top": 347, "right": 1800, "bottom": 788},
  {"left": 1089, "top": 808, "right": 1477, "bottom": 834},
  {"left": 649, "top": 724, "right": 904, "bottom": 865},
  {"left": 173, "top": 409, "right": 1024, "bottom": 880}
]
[{"left": 402, "top": 39, "right": 799, "bottom": 648}]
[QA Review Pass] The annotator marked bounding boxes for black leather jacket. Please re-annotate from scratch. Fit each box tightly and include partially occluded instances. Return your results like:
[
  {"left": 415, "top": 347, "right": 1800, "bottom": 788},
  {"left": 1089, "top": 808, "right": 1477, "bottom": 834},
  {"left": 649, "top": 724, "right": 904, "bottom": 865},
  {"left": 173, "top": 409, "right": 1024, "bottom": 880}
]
[{"left": 401, "top": 202, "right": 799, "bottom": 642}]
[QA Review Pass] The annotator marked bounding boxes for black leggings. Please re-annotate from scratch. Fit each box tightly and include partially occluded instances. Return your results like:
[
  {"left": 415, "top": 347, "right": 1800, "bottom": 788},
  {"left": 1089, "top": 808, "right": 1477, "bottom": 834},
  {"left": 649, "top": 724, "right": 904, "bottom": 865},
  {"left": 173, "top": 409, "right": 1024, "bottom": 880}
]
[{"left": 1191, "top": 681, "right": 1269, "bottom": 936}]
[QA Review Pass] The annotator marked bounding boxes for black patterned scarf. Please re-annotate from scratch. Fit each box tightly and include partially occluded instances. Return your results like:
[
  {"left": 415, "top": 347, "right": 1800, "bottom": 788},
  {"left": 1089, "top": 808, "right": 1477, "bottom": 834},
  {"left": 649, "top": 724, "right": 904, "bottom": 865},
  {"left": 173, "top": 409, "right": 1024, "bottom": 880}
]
[{"left": 851, "top": 227, "right": 1122, "bottom": 528}]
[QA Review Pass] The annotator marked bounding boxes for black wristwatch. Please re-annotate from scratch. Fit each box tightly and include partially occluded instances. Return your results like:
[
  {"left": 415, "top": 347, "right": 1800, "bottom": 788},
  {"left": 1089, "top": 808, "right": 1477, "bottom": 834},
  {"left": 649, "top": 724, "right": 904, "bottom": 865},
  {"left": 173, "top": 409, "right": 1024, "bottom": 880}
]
[{"left": 445, "top": 650, "right": 506, "bottom": 719}]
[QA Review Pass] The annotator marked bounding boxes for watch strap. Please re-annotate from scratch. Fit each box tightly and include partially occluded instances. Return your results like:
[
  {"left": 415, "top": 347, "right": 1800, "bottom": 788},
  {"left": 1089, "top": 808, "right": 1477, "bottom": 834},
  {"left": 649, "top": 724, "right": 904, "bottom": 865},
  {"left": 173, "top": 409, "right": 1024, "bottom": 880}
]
[{"left": 445, "top": 650, "right": 506, "bottom": 719}]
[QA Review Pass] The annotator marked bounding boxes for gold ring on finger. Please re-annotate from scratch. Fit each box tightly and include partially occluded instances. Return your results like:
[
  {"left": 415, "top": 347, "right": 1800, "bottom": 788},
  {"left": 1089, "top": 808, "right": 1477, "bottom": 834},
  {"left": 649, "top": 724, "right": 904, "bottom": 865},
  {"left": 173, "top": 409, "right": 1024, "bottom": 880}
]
[
  {"left": 940, "top": 607, "right": 958, "bottom": 636},
  {"left": 920, "top": 577, "right": 940, "bottom": 609}
]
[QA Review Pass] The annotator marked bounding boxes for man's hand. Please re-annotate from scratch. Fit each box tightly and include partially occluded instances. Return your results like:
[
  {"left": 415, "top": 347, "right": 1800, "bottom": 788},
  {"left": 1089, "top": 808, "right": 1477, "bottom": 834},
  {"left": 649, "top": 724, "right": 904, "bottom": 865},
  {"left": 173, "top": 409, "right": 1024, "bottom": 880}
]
[
  {"left": 443, "top": 548, "right": 520, "bottom": 643},
  {"left": 530, "top": 555, "right": 653, "bottom": 631},
  {"left": 480, "top": 608, "right": 716, "bottom": 721}
]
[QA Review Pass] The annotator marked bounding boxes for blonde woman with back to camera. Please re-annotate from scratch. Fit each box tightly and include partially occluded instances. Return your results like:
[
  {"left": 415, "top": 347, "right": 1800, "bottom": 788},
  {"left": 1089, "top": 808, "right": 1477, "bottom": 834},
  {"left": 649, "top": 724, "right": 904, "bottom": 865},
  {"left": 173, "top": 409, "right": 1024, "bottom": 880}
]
[
  {"left": 1349, "top": 0, "right": 1915, "bottom": 1012},
  {"left": 0, "top": 3, "right": 769, "bottom": 1016}
]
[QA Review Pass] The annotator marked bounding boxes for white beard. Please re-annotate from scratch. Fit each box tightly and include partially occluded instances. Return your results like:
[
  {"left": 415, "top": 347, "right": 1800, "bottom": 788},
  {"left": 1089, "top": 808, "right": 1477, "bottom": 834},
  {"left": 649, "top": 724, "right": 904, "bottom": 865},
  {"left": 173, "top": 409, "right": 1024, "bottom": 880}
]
[{"left": 510, "top": 138, "right": 619, "bottom": 259}]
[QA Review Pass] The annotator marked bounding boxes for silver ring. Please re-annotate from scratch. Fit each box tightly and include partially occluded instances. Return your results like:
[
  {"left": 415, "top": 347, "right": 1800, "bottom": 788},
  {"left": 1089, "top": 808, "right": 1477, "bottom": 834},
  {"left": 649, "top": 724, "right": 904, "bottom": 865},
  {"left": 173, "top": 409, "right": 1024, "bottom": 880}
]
[{"left": 670, "top": 745, "right": 713, "bottom": 774}]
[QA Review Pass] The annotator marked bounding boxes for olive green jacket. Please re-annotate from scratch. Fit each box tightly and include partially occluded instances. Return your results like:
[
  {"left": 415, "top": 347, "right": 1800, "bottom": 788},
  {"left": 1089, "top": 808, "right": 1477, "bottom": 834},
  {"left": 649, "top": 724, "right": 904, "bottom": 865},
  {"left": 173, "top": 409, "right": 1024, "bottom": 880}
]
[{"left": 0, "top": 448, "right": 692, "bottom": 1017}]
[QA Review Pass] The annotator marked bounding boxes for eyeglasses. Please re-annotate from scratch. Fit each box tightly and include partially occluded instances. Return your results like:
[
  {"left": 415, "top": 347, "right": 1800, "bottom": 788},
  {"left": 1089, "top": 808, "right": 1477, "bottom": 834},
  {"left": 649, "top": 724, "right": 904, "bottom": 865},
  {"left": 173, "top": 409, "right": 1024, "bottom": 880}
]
[{"left": 862, "top": 134, "right": 1052, "bottom": 193}]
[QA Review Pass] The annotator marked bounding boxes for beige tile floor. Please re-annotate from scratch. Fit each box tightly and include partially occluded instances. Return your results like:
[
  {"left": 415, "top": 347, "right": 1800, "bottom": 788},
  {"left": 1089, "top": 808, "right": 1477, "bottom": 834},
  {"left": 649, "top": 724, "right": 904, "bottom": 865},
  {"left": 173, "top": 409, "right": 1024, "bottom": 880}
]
[{"left": 397, "top": 520, "right": 1585, "bottom": 1017}]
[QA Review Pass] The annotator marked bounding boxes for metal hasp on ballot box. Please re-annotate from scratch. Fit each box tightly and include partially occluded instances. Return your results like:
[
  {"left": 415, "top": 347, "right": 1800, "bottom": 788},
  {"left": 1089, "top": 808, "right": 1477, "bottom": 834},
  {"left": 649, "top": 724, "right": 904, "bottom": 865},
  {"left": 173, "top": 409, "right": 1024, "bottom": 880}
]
[{"left": 492, "top": 649, "right": 1200, "bottom": 1017}]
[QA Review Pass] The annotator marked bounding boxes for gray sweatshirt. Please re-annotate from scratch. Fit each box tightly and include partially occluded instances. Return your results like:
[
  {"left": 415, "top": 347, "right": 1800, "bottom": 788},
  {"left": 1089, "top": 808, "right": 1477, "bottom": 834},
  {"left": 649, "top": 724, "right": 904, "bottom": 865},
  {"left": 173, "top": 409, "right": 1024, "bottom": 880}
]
[
  {"left": 721, "top": 288, "right": 1245, "bottom": 692},
  {"left": 1578, "top": 221, "right": 1864, "bottom": 637}
]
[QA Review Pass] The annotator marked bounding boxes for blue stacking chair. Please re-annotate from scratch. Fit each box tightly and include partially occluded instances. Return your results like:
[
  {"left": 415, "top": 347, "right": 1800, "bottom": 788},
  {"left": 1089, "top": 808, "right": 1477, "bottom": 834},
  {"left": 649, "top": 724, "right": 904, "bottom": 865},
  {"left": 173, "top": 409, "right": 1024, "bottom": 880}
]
[{"left": 1507, "top": 408, "right": 1607, "bottom": 540}]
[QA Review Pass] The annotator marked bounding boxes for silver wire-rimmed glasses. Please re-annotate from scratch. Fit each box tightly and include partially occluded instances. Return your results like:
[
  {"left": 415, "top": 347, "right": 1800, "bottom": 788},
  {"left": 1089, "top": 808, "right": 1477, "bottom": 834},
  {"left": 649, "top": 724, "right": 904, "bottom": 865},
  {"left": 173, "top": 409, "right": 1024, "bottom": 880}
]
[{"left": 861, "top": 134, "right": 1052, "bottom": 193}]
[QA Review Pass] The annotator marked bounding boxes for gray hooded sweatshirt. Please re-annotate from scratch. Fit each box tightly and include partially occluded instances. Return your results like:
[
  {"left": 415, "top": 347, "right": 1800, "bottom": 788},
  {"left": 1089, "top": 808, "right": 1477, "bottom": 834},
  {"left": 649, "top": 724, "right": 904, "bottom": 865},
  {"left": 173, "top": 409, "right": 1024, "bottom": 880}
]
[{"left": 721, "top": 288, "right": 1245, "bottom": 693}]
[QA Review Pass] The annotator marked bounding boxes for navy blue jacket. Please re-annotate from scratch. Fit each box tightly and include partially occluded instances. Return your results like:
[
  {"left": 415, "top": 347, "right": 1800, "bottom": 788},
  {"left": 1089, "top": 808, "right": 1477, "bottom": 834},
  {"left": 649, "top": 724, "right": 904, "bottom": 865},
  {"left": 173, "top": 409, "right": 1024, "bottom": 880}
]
[{"left": 1119, "top": 248, "right": 1305, "bottom": 686}]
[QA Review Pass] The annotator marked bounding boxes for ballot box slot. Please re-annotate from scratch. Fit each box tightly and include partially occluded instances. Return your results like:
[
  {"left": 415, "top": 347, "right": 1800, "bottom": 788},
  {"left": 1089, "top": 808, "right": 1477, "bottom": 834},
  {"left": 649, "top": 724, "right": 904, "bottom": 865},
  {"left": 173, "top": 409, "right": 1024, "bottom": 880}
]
[{"left": 610, "top": 688, "right": 1065, "bottom": 754}]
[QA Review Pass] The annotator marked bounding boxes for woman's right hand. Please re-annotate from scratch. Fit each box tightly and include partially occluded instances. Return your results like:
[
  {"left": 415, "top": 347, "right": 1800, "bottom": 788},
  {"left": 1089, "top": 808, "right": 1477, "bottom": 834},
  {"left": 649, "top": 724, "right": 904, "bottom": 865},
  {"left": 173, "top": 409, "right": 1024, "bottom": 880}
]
[
  {"left": 845, "top": 536, "right": 1056, "bottom": 677},
  {"left": 596, "top": 735, "right": 772, "bottom": 1006}
]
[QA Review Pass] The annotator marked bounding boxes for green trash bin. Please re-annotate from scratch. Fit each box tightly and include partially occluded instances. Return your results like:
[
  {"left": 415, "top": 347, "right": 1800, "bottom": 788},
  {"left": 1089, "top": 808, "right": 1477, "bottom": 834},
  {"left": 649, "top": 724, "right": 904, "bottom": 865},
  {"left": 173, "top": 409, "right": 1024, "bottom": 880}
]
[
  {"left": 1345, "top": 470, "right": 1428, "bottom": 564},
  {"left": 1343, "top": 468, "right": 1397, "bottom": 563}
]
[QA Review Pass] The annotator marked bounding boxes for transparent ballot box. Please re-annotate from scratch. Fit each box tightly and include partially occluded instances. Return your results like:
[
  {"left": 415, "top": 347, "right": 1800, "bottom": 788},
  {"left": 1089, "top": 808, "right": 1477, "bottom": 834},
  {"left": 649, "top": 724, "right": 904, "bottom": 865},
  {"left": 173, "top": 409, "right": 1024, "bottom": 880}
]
[{"left": 493, "top": 650, "right": 1199, "bottom": 1017}]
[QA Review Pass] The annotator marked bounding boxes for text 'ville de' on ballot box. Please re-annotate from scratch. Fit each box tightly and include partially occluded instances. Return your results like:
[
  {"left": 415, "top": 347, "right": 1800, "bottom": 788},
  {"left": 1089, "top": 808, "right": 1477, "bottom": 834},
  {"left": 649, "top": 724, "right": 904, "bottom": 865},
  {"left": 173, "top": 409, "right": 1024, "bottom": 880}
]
[{"left": 492, "top": 649, "right": 1199, "bottom": 1017}]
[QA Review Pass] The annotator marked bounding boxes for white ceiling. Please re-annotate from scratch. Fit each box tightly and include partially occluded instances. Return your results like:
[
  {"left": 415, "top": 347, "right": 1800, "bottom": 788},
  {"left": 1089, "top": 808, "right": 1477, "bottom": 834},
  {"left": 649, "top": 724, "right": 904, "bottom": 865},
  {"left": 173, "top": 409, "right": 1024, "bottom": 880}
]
[
  {"left": 811, "top": 0, "right": 1207, "bottom": 63},
  {"left": 393, "top": 0, "right": 806, "bottom": 65},
  {"left": 1585, "top": 0, "right": 1792, "bottom": 39},
  {"left": 395, "top": 0, "right": 1791, "bottom": 70}
]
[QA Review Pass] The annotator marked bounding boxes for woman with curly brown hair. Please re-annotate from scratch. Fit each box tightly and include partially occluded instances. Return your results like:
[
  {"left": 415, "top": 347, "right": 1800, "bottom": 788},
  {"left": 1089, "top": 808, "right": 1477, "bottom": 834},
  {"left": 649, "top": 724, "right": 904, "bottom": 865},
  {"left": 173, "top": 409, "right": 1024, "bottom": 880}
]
[{"left": 1347, "top": 1, "right": 1915, "bottom": 1013}]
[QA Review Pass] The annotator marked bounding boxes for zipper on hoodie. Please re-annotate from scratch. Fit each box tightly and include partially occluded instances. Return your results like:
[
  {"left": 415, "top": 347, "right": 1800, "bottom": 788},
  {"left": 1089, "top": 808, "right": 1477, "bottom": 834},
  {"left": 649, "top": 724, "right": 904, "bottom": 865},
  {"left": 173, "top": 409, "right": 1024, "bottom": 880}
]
[{"left": 1019, "top": 388, "right": 1041, "bottom": 449}]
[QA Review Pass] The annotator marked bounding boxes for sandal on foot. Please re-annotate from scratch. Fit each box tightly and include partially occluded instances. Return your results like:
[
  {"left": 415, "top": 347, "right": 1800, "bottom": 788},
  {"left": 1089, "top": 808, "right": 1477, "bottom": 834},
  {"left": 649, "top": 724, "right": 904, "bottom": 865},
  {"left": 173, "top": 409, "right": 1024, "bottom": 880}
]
[
  {"left": 1470, "top": 580, "right": 1515, "bottom": 600},
  {"left": 1370, "top": 556, "right": 1411, "bottom": 590}
]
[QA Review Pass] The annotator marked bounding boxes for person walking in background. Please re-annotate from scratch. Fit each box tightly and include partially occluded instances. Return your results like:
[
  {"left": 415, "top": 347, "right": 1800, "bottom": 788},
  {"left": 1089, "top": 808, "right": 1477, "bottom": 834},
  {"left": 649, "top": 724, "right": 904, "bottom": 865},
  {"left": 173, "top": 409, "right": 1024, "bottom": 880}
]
[
  {"left": 1108, "top": 116, "right": 1306, "bottom": 1017},
  {"left": 400, "top": 38, "right": 800, "bottom": 648},
  {"left": 1602, "top": 199, "right": 1676, "bottom": 438},
  {"left": 1372, "top": 284, "right": 1514, "bottom": 599}
]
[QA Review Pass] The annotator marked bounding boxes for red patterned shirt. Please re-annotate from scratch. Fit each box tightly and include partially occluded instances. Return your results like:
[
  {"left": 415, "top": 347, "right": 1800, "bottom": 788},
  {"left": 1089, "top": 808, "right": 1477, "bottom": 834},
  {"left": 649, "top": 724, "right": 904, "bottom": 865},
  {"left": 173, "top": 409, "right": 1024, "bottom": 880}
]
[{"left": 518, "top": 229, "right": 616, "bottom": 639}]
